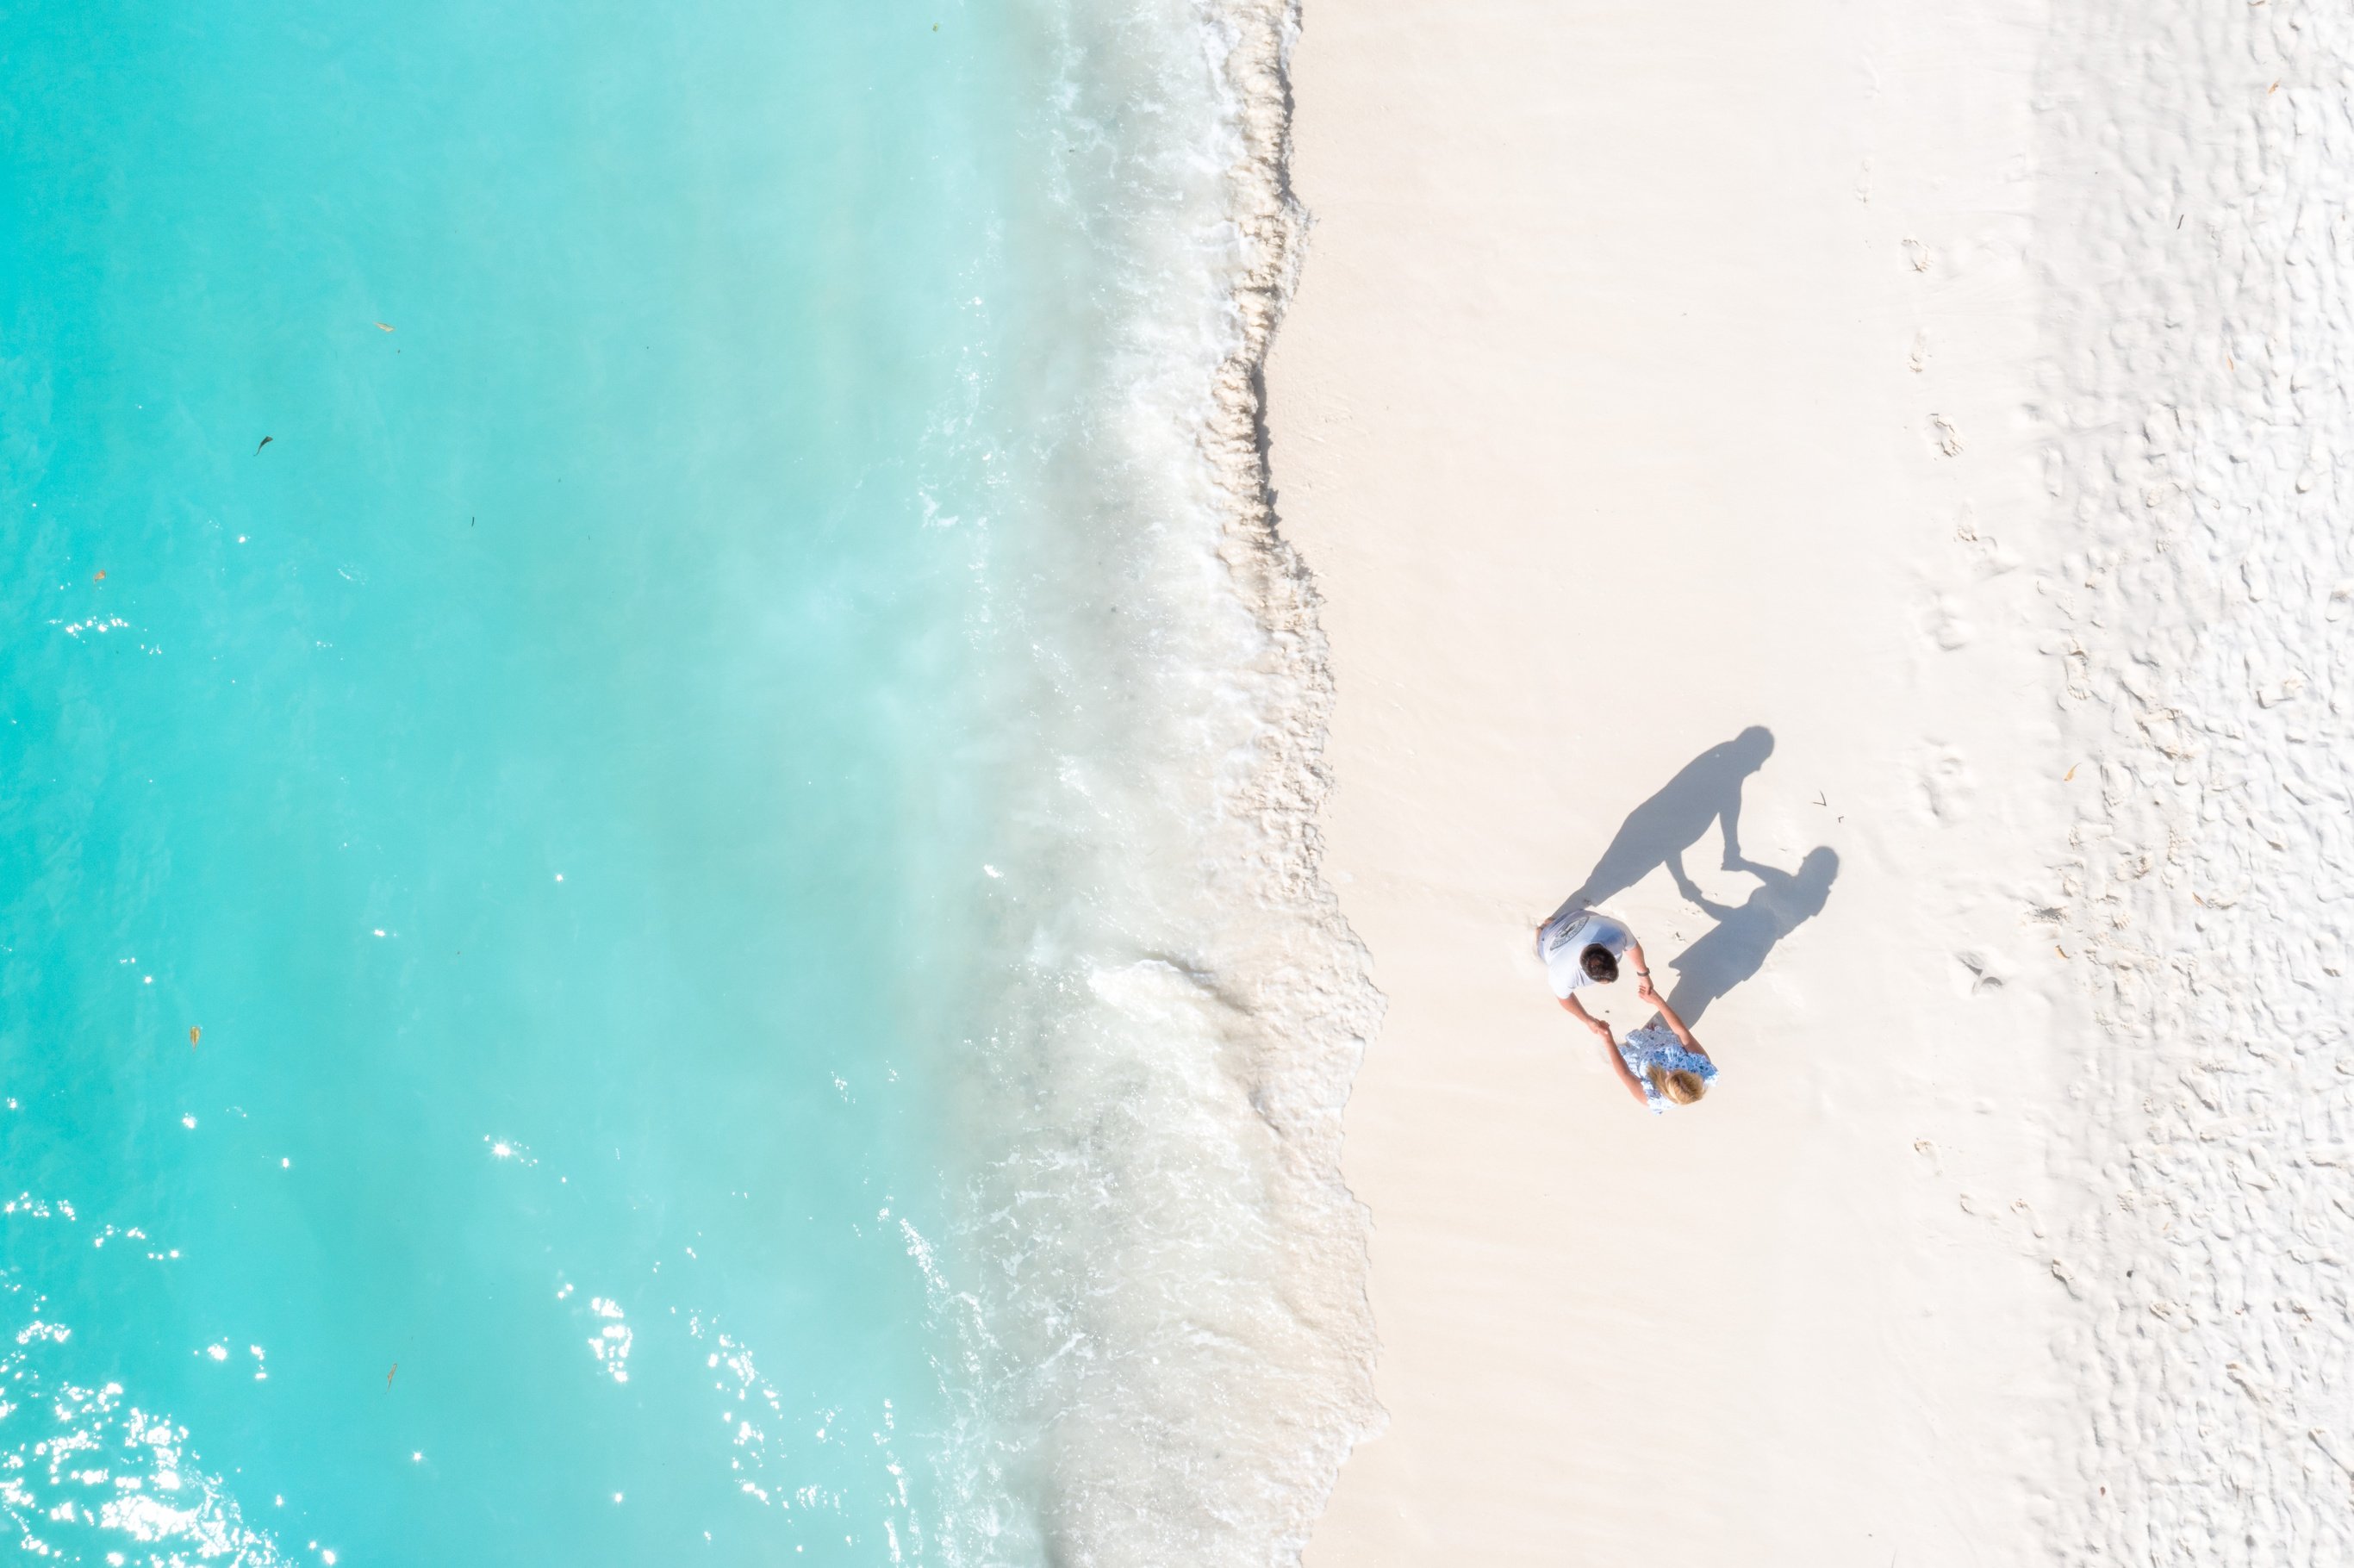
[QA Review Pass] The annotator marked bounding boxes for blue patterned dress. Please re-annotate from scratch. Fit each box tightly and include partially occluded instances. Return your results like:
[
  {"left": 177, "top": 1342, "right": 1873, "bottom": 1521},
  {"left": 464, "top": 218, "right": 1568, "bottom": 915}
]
[{"left": 1617, "top": 1023, "right": 1718, "bottom": 1114}]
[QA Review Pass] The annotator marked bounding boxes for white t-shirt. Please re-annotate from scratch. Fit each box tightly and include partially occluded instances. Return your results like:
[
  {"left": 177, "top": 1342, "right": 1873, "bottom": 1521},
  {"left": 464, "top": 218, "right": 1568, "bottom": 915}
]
[{"left": 1537, "top": 908, "right": 1634, "bottom": 999}]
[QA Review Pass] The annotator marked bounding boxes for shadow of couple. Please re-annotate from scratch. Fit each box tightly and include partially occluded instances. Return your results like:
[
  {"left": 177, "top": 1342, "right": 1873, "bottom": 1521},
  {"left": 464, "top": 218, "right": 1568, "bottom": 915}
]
[{"left": 1548, "top": 726, "right": 1837, "bottom": 1025}]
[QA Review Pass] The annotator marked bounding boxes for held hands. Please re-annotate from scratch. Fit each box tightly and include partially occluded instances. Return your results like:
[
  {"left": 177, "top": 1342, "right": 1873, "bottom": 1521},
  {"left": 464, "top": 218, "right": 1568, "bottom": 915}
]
[
  {"left": 1635, "top": 972, "right": 1660, "bottom": 1005},
  {"left": 1585, "top": 1016, "right": 1615, "bottom": 1046}
]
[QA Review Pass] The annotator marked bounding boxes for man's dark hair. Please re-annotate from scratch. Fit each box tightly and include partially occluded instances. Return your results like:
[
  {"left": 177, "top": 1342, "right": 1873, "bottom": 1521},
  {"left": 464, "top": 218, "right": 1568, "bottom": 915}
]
[{"left": 1580, "top": 944, "right": 1619, "bottom": 984}]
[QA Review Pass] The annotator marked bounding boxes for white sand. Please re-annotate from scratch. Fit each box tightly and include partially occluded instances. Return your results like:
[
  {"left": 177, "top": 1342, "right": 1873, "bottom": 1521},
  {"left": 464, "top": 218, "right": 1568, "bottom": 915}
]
[
  {"left": 2033, "top": 4, "right": 2354, "bottom": 1559},
  {"left": 1265, "top": 0, "right": 2354, "bottom": 1559}
]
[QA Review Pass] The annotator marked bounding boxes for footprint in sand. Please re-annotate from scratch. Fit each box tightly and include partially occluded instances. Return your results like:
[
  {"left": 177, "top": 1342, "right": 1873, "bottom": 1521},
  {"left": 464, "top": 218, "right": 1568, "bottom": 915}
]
[
  {"left": 1922, "top": 591, "right": 1975, "bottom": 650},
  {"left": 1956, "top": 950, "right": 2005, "bottom": 993},
  {"left": 1918, "top": 746, "right": 1977, "bottom": 824}
]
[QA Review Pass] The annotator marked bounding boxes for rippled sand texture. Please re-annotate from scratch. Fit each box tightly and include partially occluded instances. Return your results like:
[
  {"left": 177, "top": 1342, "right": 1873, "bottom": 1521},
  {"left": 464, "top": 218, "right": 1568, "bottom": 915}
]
[{"left": 2040, "top": 3, "right": 2354, "bottom": 1560}]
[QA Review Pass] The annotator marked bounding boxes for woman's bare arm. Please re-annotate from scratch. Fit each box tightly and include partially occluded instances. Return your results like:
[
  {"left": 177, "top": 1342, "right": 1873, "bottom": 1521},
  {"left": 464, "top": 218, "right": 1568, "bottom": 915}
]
[
  {"left": 1604, "top": 1034, "right": 1649, "bottom": 1103},
  {"left": 1635, "top": 974, "right": 1709, "bottom": 1060}
]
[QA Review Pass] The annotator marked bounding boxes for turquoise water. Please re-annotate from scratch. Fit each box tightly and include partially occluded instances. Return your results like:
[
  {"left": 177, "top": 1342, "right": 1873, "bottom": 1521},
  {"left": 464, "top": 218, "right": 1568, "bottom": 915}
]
[
  {"left": 1, "top": 3, "right": 1015, "bottom": 1560},
  {"left": 1, "top": 2, "right": 1376, "bottom": 1563}
]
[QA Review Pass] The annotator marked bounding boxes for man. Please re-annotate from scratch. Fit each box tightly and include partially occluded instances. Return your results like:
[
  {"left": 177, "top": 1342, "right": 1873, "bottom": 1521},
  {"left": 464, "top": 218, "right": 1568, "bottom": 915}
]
[{"left": 1534, "top": 905, "right": 1650, "bottom": 1042}]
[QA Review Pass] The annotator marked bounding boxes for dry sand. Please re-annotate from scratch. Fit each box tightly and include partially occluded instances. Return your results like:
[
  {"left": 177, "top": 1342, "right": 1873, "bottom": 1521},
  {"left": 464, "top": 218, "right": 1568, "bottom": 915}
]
[
  {"left": 1268, "top": 1, "right": 2074, "bottom": 1561},
  {"left": 2030, "top": 5, "right": 2354, "bottom": 1560},
  {"left": 1271, "top": 0, "right": 2354, "bottom": 1559}
]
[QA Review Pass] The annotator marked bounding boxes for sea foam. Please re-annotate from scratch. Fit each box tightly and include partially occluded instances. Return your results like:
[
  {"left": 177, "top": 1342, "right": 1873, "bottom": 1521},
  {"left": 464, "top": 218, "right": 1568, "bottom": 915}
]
[{"left": 913, "top": 0, "right": 1380, "bottom": 1561}]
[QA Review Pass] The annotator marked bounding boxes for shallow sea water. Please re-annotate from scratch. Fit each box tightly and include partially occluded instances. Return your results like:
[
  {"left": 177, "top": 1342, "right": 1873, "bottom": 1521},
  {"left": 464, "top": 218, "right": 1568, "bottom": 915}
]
[
  {"left": 4, "top": 2, "right": 1003, "bottom": 1561},
  {"left": 2, "top": 2, "right": 1374, "bottom": 1565}
]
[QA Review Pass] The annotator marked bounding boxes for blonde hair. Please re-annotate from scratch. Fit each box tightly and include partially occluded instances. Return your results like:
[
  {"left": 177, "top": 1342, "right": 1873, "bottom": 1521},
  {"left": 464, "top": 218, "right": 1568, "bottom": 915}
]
[{"left": 1647, "top": 1065, "right": 1708, "bottom": 1105}]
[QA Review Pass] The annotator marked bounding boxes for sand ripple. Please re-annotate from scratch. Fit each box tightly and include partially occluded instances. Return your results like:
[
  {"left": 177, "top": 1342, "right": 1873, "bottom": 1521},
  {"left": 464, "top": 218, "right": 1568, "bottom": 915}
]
[{"left": 2042, "top": 3, "right": 2354, "bottom": 1558}]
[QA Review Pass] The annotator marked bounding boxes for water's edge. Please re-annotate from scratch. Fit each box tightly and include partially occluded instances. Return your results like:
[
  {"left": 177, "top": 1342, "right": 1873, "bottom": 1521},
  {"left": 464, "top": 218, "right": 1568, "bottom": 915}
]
[{"left": 1198, "top": 0, "right": 1387, "bottom": 1551}]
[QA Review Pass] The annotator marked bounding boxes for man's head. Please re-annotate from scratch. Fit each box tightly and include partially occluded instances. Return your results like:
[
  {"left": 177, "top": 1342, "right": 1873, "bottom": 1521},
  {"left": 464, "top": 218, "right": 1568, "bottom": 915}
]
[
  {"left": 1579, "top": 944, "right": 1619, "bottom": 984},
  {"left": 1647, "top": 1065, "right": 1709, "bottom": 1105}
]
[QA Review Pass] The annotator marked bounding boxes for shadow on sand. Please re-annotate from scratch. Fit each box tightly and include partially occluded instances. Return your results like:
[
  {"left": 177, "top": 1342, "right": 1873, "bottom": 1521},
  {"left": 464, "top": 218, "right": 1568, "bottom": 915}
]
[
  {"left": 1550, "top": 725, "right": 1778, "bottom": 923},
  {"left": 1664, "top": 845, "right": 1839, "bottom": 1024},
  {"left": 1551, "top": 727, "right": 1839, "bottom": 1026}
]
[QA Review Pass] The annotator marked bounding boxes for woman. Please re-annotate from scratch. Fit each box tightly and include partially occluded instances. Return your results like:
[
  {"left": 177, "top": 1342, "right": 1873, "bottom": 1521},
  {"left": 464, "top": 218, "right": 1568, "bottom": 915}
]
[{"left": 1603, "top": 974, "right": 1716, "bottom": 1112}]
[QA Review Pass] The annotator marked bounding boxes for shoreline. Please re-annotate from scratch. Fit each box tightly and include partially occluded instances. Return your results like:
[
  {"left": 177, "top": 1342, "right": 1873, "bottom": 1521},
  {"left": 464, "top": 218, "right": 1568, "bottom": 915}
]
[
  {"left": 1198, "top": 0, "right": 1390, "bottom": 1553},
  {"left": 934, "top": 0, "right": 1383, "bottom": 1556}
]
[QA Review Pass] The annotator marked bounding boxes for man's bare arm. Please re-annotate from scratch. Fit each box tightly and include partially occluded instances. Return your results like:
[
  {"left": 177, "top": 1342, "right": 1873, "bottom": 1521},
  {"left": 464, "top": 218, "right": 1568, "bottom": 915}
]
[{"left": 1559, "top": 991, "right": 1611, "bottom": 1038}]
